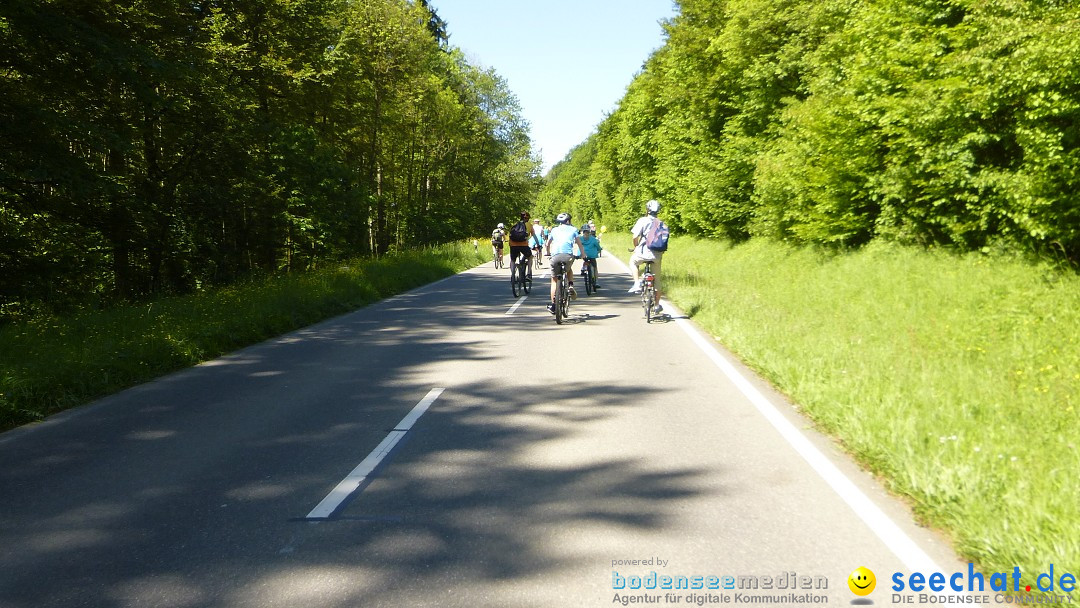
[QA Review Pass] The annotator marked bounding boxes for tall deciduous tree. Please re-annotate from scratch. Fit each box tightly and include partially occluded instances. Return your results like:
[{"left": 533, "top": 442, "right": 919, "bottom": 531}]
[
  {"left": 0, "top": 0, "right": 539, "bottom": 321},
  {"left": 539, "top": 0, "right": 1080, "bottom": 261}
]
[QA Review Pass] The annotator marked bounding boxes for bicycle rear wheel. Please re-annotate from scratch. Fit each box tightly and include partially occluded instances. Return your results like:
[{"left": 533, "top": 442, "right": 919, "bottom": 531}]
[
  {"left": 554, "top": 277, "right": 565, "bottom": 324},
  {"left": 522, "top": 260, "right": 532, "bottom": 294},
  {"left": 644, "top": 287, "right": 654, "bottom": 323},
  {"left": 564, "top": 274, "right": 573, "bottom": 315},
  {"left": 584, "top": 263, "right": 594, "bottom": 295},
  {"left": 511, "top": 263, "right": 521, "bottom": 297}
]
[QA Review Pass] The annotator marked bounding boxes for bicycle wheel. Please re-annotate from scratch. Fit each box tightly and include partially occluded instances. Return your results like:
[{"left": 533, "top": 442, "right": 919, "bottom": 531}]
[
  {"left": 644, "top": 287, "right": 654, "bottom": 323},
  {"left": 554, "top": 276, "right": 565, "bottom": 324},
  {"left": 522, "top": 259, "right": 532, "bottom": 294},
  {"left": 584, "top": 263, "right": 594, "bottom": 295},
  {"left": 511, "top": 262, "right": 520, "bottom": 297},
  {"left": 562, "top": 275, "right": 572, "bottom": 317}
]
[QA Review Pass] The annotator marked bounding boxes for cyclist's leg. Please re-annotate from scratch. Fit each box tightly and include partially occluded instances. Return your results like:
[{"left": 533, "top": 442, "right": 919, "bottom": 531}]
[
  {"left": 546, "top": 257, "right": 563, "bottom": 313},
  {"left": 549, "top": 259, "right": 561, "bottom": 302},
  {"left": 511, "top": 246, "right": 529, "bottom": 278},
  {"left": 550, "top": 254, "right": 570, "bottom": 302},
  {"left": 628, "top": 251, "right": 645, "bottom": 291},
  {"left": 651, "top": 252, "right": 664, "bottom": 301}
]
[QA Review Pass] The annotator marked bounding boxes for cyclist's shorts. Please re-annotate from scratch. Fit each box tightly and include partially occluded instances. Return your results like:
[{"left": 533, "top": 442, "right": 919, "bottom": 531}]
[
  {"left": 551, "top": 253, "right": 574, "bottom": 276},
  {"left": 510, "top": 245, "right": 531, "bottom": 263}
]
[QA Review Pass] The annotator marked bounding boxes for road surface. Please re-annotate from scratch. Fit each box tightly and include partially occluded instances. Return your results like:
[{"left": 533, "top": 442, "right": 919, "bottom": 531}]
[{"left": 0, "top": 255, "right": 967, "bottom": 607}]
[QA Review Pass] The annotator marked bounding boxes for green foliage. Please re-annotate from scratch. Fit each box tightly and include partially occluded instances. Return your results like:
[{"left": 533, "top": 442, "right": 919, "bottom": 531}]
[
  {"left": 0, "top": 0, "right": 540, "bottom": 321},
  {"left": 538, "top": 0, "right": 1080, "bottom": 261}
]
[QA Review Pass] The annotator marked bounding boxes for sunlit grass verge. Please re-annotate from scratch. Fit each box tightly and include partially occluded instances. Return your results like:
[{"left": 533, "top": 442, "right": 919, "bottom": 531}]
[
  {"left": 609, "top": 233, "right": 1079, "bottom": 583},
  {"left": 0, "top": 242, "right": 487, "bottom": 432}
]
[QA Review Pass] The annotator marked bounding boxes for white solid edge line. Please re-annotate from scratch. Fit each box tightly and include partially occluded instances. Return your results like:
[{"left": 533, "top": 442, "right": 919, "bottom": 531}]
[
  {"left": 396, "top": 387, "right": 444, "bottom": 431},
  {"left": 306, "top": 387, "right": 445, "bottom": 519},
  {"left": 610, "top": 252, "right": 941, "bottom": 572},
  {"left": 506, "top": 296, "right": 528, "bottom": 315},
  {"left": 673, "top": 316, "right": 941, "bottom": 573}
]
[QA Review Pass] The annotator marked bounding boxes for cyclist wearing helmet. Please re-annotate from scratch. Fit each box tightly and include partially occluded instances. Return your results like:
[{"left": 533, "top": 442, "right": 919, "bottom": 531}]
[
  {"left": 545, "top": 212, "right": 585, "bottom": 314},
  {"left": 507, "top": 211, "right": 533, "bottom": 277},
  {"left": 628, "top": 199, "right": 664, "bottom": 314},
  {"left": 579, "top": 225, "right": 603, "bottom": 288},
  {"left": 530, "top": 218, "right": 544, "bottom": 266},
  {"left": 491, "top": 222, "right": 506, "bottom": 267}
]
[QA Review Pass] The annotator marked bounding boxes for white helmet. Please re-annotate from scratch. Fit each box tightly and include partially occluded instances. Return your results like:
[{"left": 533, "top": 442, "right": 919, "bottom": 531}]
[
  {"left": 646, "top": 199, "right": 661, "bottom": 214},
  {"left": 497, "top": 223, "right": 505, "bottom": 229}
]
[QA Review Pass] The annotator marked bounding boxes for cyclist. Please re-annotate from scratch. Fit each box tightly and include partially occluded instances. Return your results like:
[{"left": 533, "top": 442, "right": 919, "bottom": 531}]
[
  {"left": 507, "top": 212, "right": 533, "bottom": 278},
  {"left": 545, "top": 212, "right": 585, "bottom": 314},
  {"left": 579, "top": 225, "right": 603, "bottom": 289},
  {"left": 491, "top": 223, "right": 506, "bottom": 266},
  {"left": 628, "top": 199, "right": 664, "bottom": 314},
  {"left": 530, "top": 219, "right": 544, "bottom": 266}
]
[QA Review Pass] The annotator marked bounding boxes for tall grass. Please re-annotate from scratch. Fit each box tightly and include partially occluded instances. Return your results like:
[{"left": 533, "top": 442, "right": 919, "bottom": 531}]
[
  {"left": 0, "top": 242, "right": 487, "bottom": 431},
  {"left": 609, "top": 233, "right": 1079, "bottom": 581}
]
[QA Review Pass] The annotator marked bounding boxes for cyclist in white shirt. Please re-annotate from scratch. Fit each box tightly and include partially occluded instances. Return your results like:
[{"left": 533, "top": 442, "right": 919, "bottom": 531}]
[{"left": 628, "top": 199, "right": 664, "bottom": 315}]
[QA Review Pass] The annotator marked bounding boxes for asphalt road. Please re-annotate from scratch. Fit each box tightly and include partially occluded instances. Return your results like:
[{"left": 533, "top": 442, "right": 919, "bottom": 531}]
[{"left": 0, "top": 255, "right": 967, "bottom": 608}]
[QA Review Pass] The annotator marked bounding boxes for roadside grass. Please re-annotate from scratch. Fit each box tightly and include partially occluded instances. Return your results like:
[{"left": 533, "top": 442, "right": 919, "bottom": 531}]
[
  {"left": 608, "top": 233, "right": 1079, "bottom": 582},
  {"left": 0, "top": 241, "right": 487, "bottom": 432}
]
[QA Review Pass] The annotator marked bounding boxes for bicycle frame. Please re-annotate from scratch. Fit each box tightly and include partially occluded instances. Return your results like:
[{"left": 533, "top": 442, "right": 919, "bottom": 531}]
[
  {"left": 511, "top": 250, "right": 532, "bottom": 297},
  {"left": 580, "top": 257, "right": 596, "bottom": 295},
  {"left": 641, "top": 261, "right": 656, "bottom": 323},
  {"left": 552, "top": 257, "right": 574, "bottom": 324}
]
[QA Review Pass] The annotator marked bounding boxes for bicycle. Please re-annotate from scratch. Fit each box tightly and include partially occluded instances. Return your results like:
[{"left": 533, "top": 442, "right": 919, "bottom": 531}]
[
  {"left": 640, "top": 260, "right": 658, "bottom": 323},
  {"left": 629, "top": 248, "right": 660, "bottom": 323},
  {"left": 493, "top": 245, "right": 504, "bottom": 269},
  {"left": 549, "top": 255, "right": 578, "bottom": 324},
  {"left": 511, "top": 250, "right": 532, "bottom": 297},
  {"left": 580, "top": 256, "right": 596, "bottom": 295}
]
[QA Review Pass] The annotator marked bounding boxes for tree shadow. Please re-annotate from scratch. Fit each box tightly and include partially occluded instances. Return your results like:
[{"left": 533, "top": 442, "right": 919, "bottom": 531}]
[{"left": 0, "top": 271, "right": 722, "bottom": 608}]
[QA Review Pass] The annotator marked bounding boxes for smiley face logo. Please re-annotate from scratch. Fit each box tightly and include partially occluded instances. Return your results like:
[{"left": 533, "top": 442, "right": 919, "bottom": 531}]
[{"left": 848, "top": 567, "right": 876, "bottom": 596}]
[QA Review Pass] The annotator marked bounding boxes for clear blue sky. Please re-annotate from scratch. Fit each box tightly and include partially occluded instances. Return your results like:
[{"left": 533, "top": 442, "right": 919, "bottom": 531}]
[{"left": 429, "top": 0, "right": 678, "bottom": 174}]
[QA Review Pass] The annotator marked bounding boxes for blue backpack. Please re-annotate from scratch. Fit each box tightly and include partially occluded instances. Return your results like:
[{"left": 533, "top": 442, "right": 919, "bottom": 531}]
[{"left": 644, "top": 218, "right": 669, "bottom": 252}]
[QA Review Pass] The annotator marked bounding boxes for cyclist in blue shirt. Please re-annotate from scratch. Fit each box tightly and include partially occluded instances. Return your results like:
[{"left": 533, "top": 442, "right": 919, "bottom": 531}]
[
  {"left": 544, "top": 212, "right": 586, "bottom": 314},
  {"left": 579, "top": 226, "right": 603, "bottom": 289}
]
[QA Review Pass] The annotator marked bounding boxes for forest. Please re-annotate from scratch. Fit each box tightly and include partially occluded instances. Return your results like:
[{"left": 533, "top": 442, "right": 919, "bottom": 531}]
[
  {"left": 537, "top": 0, "right": 1080, "bottom": 260},
  {"left": 0, "top": 0, "right": 540, "bottom": 322}
]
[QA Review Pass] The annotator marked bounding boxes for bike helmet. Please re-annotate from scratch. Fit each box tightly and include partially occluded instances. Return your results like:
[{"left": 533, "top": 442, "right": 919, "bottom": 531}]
[
  {"left": 646, "top": 199, "right": 661, "bottom": 215},
  {"left": 497, "top": 223, "right": 505, "bottom": 229},
  {"left": 556, "top": 212, "right": 571, "bottom": 224}
]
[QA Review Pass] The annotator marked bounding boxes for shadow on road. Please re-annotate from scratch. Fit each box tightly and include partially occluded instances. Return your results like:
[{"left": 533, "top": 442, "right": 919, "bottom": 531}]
[{"left": 0, "top": 268, "right": 716, "bottom": 608}]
